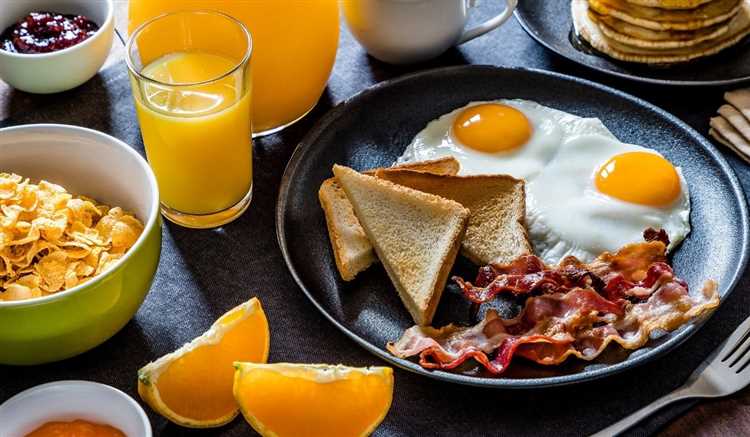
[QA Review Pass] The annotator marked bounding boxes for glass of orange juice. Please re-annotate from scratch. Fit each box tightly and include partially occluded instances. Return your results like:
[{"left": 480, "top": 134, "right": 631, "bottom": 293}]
[
  {"left": 126, "top": 11, "right": 253, "bottom": 229},
  {"left": 127, "top": 0, "right": 339, "bottom": 136}
]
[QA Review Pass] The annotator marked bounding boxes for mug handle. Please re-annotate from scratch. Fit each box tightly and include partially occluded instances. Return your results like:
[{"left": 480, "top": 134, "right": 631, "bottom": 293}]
[{"left": 457, "top": 0, "right": 518, "bottom": 44}]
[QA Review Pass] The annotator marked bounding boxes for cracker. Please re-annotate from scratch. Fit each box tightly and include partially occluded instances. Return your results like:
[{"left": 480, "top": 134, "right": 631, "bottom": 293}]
[
  {"left": 718, "top": 104, "right": 750, "bottom": 143},
  {"left": 725, "top": 88, "right": 750, "bottom": 120},
  {"left": 710, "top": 128, "right": 750, "bottom": 164},
  {"left": 710, "top": 116, "right": 750, "bottom": 162}
]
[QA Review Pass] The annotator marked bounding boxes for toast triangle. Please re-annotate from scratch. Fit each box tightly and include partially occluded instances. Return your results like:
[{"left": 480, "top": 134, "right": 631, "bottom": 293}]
[
  {"left": 332, "top": 164, "right": 469, "bottom": 326},
  {"left": 375, "top": 169, "right": 532, "bottom": 266},
  {"left": 318, "top": 157, "right": 460, "bottom": 281}
]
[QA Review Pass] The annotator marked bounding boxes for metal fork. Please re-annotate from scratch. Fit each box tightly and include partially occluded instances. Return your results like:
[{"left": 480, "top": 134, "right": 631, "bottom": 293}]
[{"left": 592, "top": 315, "right": 750, "bottom": 437}]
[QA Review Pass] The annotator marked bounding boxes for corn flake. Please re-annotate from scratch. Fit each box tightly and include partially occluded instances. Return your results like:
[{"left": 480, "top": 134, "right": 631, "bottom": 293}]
[{"left": 0, "top": 173, "right": 144, "bottom": 301}]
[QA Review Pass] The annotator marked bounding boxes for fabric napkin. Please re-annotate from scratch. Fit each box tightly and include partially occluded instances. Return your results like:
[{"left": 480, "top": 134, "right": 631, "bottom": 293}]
[{"left": 710, "top": 89, "right": 750, "bottom": 163}]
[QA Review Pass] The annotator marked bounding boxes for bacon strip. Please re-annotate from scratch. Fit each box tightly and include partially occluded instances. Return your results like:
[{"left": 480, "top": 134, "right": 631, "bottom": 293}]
[
  {"left": 388, "top": 281, "right": 718, "bottom": 374},
  {"left": 601, "top": 262, "right": 684, "bottom": 302},
  {"left": 455, "top": 240, "right": 672, "bottom": 305},
  {"left": 455, "top": 262, "right": 603, "bottom": 304}
]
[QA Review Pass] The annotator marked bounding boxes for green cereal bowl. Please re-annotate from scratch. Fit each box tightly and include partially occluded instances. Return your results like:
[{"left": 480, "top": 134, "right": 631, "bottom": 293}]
[{"left": 0, "top": 124, "right": 161, "bottom": 365}]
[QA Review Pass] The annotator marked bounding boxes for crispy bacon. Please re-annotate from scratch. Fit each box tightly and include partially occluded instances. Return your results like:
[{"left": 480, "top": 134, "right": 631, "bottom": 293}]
[
  {"left": 388, "top": 281, "right": 718, "bottom": 374},
  {"left": 455, "top": 239, "right": 671, "bottom": 305},
  {"left": 590, "top": 240, "right": 666, "bottom": 281},
  {"left": 474, "top": 255, "right": 546, "bottom": 287},
  {"left": 387, "top": 234, "right": 720, "bottom": 375},
  {"left": 455, "top": 269, "right": 562, "bottom": 303},
  {"left": 644, "top": 227, "right": 670, "bottom": 246},
  {"left": 455, "top": 260, "right": 604, "bottom": 304},
  {"left": 601, "top": 262, "right": 684, "bottom": 302}
]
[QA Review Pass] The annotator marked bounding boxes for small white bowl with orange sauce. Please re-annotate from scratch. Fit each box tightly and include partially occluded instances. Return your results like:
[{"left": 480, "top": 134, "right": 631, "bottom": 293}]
[{"left": 0, "top": 381, "right": 151, "bottom": 437}]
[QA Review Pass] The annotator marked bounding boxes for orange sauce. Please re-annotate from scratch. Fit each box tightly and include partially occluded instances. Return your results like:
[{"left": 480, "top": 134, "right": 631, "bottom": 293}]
[{"left": 25, "top": 419, "right": 125, "bottom": 437}]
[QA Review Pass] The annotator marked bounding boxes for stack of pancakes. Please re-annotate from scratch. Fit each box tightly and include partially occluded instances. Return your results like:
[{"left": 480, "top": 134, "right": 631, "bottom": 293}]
[{"left": 572, "top": 0, "right": 750, "bottom": 64}]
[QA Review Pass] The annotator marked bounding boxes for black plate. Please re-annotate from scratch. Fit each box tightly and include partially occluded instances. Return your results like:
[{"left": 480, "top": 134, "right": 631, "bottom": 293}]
[
  {"left": 276, "top": 66, "right": 749, "bottom": 388},
  {"left": 515, "top": 0, "right": 750, "bottom": 86}
]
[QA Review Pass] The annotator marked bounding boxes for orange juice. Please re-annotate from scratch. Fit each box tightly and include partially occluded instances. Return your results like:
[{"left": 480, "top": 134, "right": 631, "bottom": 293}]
[
  {"left": 128, "top": 0, "right": 339, "bottom": 134},
  {"left": 132, "top": 51, "right": 252, "bottom": 215}
]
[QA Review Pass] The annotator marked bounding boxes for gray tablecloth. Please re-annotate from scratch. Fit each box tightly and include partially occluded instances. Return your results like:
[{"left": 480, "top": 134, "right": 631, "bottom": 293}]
[{"left": 2, "top": 9, "right": 749, "bottom": 437}]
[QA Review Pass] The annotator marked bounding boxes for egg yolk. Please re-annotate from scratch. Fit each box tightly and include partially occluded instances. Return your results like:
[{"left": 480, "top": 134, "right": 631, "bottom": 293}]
[
  {"left": 452, "top": 103, "right": 533, "bottom": 153},
  {"left": 595, "top": 151, "right": 681, "bottom": 207}
]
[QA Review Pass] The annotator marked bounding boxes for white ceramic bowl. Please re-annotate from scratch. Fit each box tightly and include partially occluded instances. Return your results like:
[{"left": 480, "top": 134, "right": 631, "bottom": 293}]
[
  {"left": 0, "top": 381, "right": 152, "bottom": 437},
  {"left": 0, "top": 0, "right": 114, "bottom": 94}
]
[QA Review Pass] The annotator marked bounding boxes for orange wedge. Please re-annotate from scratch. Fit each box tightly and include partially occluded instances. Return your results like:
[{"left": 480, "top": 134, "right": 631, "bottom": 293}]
[
  {"left": 233, "top": 363, "right": 393, "bottom": 437},
  {"left": 138, "top": 297, "right": 269, "bottom": 428}
]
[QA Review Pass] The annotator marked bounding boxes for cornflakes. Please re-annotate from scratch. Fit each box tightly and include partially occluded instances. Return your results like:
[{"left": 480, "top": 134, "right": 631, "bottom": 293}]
[{"left": 0, "top": 173, "right": 144, "bottom": 302}]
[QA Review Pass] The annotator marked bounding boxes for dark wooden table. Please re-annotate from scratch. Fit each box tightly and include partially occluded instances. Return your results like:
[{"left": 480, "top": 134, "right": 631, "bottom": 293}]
[{"left": 1, "top": 2, "right": 749, "bottom": 436}]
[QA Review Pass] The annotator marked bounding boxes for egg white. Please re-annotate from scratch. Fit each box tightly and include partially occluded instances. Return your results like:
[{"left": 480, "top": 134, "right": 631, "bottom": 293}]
[{"left": 526, "top": 134, "right": 691, "bottom": 264}]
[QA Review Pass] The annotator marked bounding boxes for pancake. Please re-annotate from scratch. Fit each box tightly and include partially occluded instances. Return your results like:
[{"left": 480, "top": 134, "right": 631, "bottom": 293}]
[
  {"left": 603, "top": 7, "right": 749, "bottom": 54},
  {"left": 593, "top": 11, "right": 730, "bottom": 47},
  {"left": 589, "top": 0, "right": 741, "bottom": 30},
  {"left": 573, "top": 0, "right": 750, "bottom": 63},
  {"left": 626, "top": 0, "right": 715, "bottom": 9},
  {"left": 592, "top": 11, "right": 731, "bottom": 41},
  {"left": 593, "top": 0, "right": 739, "bottom": 22}
]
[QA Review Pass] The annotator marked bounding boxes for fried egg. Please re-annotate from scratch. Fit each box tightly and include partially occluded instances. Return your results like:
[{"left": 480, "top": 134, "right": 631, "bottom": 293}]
[
  {"left": 527, "top": 134, "right": 690, "bottom": 264},
  {"left": 398, "top": 100, "right": 691, "bottom": 265},
  {"left": 398, "top": 99, "right": 617, "bottom": 179}
]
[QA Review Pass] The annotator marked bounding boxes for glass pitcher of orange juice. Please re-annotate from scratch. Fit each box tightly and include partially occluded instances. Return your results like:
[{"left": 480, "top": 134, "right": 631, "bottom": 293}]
[{"left": 128, "top": 0, "right": 339, "bottom": 136}]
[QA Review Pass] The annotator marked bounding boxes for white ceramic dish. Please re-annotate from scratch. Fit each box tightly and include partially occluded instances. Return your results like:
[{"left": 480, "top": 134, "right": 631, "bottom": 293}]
[
  {"left": 0, "top": 380, "right": 152, "bottom": 437},
  {"left": 0, "top": 0, "right": 114, "bottom": 94}
]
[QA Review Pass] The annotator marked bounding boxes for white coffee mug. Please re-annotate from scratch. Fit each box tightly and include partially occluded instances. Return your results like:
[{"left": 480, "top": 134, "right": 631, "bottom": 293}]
[{"left": 343, "top": 0, "right": 518, "bottom": 64}]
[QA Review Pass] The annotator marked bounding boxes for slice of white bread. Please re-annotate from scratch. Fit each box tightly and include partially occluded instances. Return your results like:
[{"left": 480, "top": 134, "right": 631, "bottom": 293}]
[
  {"left": 319, "top": 178, "right": 375, "bottom": 281},
  {"left": 375, "top": 169, "right": 532, "bottom": 266},
  {"left": 318, "top": 157, "right": 459, "bottom": 281},
  {"left": 332, "top": 164, "right": 469, "bottom": 326}
]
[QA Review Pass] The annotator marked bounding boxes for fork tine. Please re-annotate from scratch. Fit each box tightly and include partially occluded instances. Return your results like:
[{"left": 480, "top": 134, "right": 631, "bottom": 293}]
[
  {"left": 723, "top": 328, "right": 750, "bottom": 362},
  {"left": 719, "top": 316, "right": 750, "bottom": 362},
  {"left": 729, "top": 336, "right": 750, "bottom": 367},
  {"left": 735, "top": 353, "right": 750, "bottom": 374},
  {"left": 732, "top": 342, "right": 750, "bottom": 373}
]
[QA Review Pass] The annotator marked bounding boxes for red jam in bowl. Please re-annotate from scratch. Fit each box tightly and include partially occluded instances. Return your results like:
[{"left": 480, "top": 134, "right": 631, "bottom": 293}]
[{"left": 1, "top": 11, "right": 99, "bottom": 54}]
